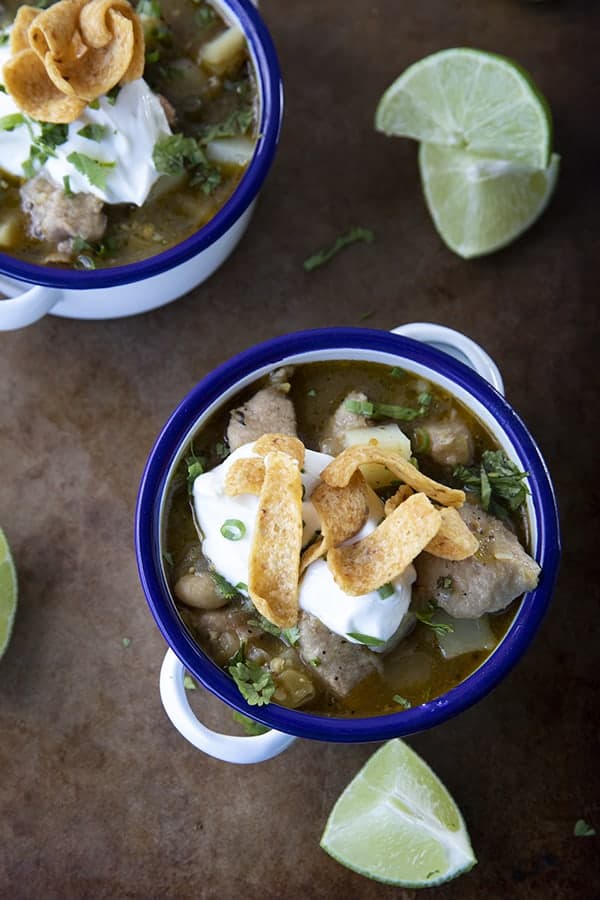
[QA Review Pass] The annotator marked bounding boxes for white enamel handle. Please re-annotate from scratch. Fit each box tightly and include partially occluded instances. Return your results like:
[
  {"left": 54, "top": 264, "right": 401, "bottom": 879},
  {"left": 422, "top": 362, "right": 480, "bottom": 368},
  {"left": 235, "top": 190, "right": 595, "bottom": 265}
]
[
  {"left": 0, "top": 278, "right": 62, "bottom": 331},
  {"left": 160, "top": 648, "right": 297, "bottom": 764},
  {"left": 390, "top": 322, "right": 505, "bottom": 396}
]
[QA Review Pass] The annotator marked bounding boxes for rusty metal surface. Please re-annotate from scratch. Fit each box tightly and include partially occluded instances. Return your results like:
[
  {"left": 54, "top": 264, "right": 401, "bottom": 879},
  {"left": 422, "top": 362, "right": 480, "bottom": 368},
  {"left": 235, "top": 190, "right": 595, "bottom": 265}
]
[{"left": 1, "top": 1, "right": 599, "bottom": 897}]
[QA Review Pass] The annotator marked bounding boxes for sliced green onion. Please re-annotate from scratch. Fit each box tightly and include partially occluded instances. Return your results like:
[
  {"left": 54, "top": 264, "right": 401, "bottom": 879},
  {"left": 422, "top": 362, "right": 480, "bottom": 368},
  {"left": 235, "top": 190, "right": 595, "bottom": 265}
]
[
  {"left": 393, "top": 694, "right": 412, "bottom": 709},
  {"left": 347, "top": 632, "right": 386, "bottom": 647},
  {"left": 389, "top": 366, "right": 406, "bottom": 379},
  {"left": 344, "top": 398, "right": 430, "bottom": 422},
  {"left": 235, "top": 581, "right": 248, "bottom": 593},
  {"left": 412, "top": 427, "right": 430, "bottom": 454},
  {"left": 220, "top": 519, "right": 246, "bottom": 541},
  {"left": 377, "top": 583, "right": 394, "bottom": 600}
]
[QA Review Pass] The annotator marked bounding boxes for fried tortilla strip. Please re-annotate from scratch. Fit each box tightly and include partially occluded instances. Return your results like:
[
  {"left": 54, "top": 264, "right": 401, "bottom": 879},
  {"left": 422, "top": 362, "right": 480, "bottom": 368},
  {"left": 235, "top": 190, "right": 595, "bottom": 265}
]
[
  {"left": 328, "top": 492, "right": 442, "bottom": 595},
  {"left": 253, "top": 433, "right": 305, "bottom": 467},
  {"left": 43, "top": 10, "right": 134, "bottom": 100},
  {"left": 384, "top": 484, "right": 414, "bottom": 517},
  {"left": 322, "top": 445, "right": 465, "bottom": 507},
  {"left": 299, "top": 473, "right": 369, "bottom": 574},
  {"left": 224, "top": 457, "right": 265, "bottom": 496},
  {"left": 10, "top": 5, "right": 40, "bottom": 54},
  {"left": 80, "top": 0, "right": 145, "bottom": 82},
  {"left": 299, "top": 536, "right": 326, "bottom": 575},
  {"left": 248, "top": 451, "right": 303, "bottom": 628},
  {"left": 2, "top": 49, "right": 86, "bottom": 123},
  {"left": 312, "top": 472, "right": 369, "bottom": 548},
  {"left": 424, "top": 506, "right": 479, "bottom": 561}
]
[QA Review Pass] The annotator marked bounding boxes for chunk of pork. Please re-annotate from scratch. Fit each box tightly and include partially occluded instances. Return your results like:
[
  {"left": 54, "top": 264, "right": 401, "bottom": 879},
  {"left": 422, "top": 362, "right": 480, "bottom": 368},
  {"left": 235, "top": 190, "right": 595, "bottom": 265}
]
[
  {"left": 414, "top": 504, "right": 540, "bottom": 618},
  {"left": 297, "top": 612, "right": 382, "bottom": 698},
  {"left": 424, "top": 410, "right": 474, "bottom": 467},
  {"left": 319, "top": 391, "right": 368, "bottom": 456},
  {"left": 20, "top": 175, "right": 106, "bottom": 252},
  {"left": 226, "top": 383, "right": 297, "bottom": 451}
]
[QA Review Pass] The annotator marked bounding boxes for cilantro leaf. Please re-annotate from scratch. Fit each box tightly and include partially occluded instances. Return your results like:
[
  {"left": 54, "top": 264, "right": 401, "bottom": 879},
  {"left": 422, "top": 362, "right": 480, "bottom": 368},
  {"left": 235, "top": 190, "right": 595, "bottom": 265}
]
[
  {"left": 210, "top": 571, "right": 240, "bottom": 601},
  {"left": 574, "top": 819, "right": 596, "bottom": 837},
  {"left": 185, "top": 448, "right": 206, "bottom": 494},
  {"left": 304, "top": 227, "right": 375, "bottom": 272},
  {"left": 153, "top": 133, "right": 221, "bottom": 193},
  {"left": 77, "top": 124, "right": 110, "bottom": 142},
  {"left": 227, "top": 643, "right": 275, "bottom": 706},
  {"left": 0, "top": 113, "right": 28, "bottom": 132},
  {"left": 232, "top": 710, "right": 270, "bottom": 735},
  {"left": 67, "top": 152, "right": 116, "bottom": 190},
  {"left": 453, "top": 449, "right": 530, "bottom": 515}
]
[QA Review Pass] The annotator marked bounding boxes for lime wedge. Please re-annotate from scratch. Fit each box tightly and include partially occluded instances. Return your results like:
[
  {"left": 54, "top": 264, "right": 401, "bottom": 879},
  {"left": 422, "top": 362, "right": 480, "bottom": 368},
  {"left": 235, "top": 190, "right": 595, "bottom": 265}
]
[
  {"left": 0, "top": 527, "right": 18, "bottom": 659},
  {"left": 320, "top": 738, "right": 476, "bottom": 887},
  {"left": 375, "top": 48, "right": 552, "bottom": 169},
  {"left": 419, "top": 143, "right": 559, "bottom": 258}
]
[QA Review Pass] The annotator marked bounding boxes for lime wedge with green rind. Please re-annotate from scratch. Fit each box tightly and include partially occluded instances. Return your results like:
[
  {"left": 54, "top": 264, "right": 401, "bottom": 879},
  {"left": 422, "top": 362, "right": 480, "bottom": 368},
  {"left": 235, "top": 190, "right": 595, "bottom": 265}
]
[
  {"left": 320, "top": 738, "right": 476, "bottom": 887},
  {"left": 375, "top": 48, "right": 552, "bottom": 169},
  {"left": 419, "top": 143, "right": 560, "bottom": 258},
  {"left": 0, "top": 527, "right": 18, "bottom": 659}
]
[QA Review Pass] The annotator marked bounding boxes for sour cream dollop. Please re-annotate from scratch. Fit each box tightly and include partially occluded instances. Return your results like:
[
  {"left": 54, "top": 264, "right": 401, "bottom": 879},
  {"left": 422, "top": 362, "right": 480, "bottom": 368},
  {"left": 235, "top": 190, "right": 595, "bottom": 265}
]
[
  {"left": 0, "top": 37, "right": 171, "bottom": 205},
  {"left": 192, "top": 443, "right": 415, "bottom": 648}
]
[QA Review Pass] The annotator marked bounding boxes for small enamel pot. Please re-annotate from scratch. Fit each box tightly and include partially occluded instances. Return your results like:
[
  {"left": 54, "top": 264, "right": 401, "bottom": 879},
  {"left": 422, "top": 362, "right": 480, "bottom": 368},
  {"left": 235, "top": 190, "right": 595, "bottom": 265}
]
[
  {"left": 135, "top": 324, "right": 560, "bottom": 763},
  {"left": 0, "top": 0, "right": 282, "bottom": 331}
]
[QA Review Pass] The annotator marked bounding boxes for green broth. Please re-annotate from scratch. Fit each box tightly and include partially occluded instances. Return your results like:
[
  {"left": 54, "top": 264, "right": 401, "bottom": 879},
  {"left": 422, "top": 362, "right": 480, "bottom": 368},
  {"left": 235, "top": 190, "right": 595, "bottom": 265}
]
[
  {"left": 163, "top": 360, "right": 527, "bottom": 718},
  {"left": 0, "top": 0, "right": 258, "bottom": 268}
]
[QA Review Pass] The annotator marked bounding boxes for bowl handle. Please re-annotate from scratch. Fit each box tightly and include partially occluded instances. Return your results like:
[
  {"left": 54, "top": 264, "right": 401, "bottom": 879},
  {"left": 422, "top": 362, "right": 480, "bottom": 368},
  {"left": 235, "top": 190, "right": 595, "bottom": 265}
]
[
  {"left": 0, "top": 280, "right": 62, "bottom": 331},
  {"left": 390, "top": 322, "right": 505, "bottom": 396},
  {"left": 159, "top": 648, "right": 297, "bottom": 764}
]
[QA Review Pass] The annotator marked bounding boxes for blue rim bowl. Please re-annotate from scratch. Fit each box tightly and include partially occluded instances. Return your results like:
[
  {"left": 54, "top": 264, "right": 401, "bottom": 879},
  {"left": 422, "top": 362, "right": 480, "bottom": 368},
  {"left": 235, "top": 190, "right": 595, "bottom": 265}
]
[
  {"left": 135, "top": 328, "right": 561, "bottom": 743},
  {"left": 0, "top": 0, "right": 283, "bottom": 290}
]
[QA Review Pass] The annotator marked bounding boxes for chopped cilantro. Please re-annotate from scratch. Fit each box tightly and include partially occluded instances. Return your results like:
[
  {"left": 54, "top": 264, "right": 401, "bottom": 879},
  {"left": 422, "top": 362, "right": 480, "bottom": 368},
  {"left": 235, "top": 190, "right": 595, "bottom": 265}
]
[
  {"left": 377, "top": 583, "right": 394, "bottom": 600},
  {"left": 67, "top": 152, "right": 115, "bottom": 190},
  {"left": 248, "top": 613, "right": 281, "bottom": 638},
  {"left": 437, "top": 576, "right": 454, "bottom": 591},
  {"left": 153, "top": 132, "right": 221, "bottom": 194},
  {"left": 183, "top": 674, "right": 197, "bottom": 691},
  {"left": 574, "top": 819, "right": 596, "bottom": 837},
  {"left": 393, "top": 694, "right": 412, "bottom": 709},
  {"left": 88, "top": 98, "right": 101, "bottom": 110},
  {"left": 389, "top": 366, "right": 406, "bottom": 379},
  {"left": 106, "top": 85, "right": 121, "bottom": 106},
  {"left": 214, "top": 441, "right": 230, "bottom": 461},
  {"left": 232, "top": 710, "right": 270, "bottom": 735},
  {"left": 210, "top": 571, "right": 240, "bottom": 600},
  {"left": 63, "top": 175, "right": 74, "bottom": 197},
  {"left": 416, "top": 602, "right": 454, "bottom": 636},
  {"left": 412, "top": 426, "right": 430, "bottom": 454},
  {"left": 198, "top": 107, "right": 254, "bottom": 144},
  {"left": 282, "top": 626, "right": 300, "bottom": 647},
  {"left": 122, "top": 637, "right": 131, "bottom": 647},
  {"left": 235, "top": 581, "right": 248, "bottom": 594},
  {"left": 0, "top": 34, "right": 9, "bottom": 48},
  {"left": 77, "top": 123, "right": 109, "bottom": 142},
  {"left": 344, "top": 393, "right": 432, "bottom": 422},
  {"left": 228, "top": 644, "right": 275, "bottom": 706},
  {"left": 309, "top": 658, "right": 321, "bottom": 667},
  {"left": 71, "top": 235, "right": 120, "bottom": 267},
  {"left": 303, "top": 226, "right": 375, "bottom": 272},
  {"left": 307, "top": 389, "right": 317, "bottom": 397},
  {"left": 185, "top": 448, "right": 205, "bottom": 494},
  {"left": 347, "top": 632, "right": 386, "bottom": 647},
  {"left": 453, "top": 450, "right": 530, "bottom": 516},
  {"left": 0, "top": 113, "right": 27, "bottom": 132}
]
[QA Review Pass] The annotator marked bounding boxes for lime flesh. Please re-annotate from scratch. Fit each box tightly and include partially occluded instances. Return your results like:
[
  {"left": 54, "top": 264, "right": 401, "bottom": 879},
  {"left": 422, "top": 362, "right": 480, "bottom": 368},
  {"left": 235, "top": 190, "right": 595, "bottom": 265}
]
[
  {"left": 0, "top": 528, "right": 17, "bottom": 659},
  {"left": 419, "top": 144, "right": 560, "bottom": 258},
  {"left": 375, "top": 48, "right": 552, "bottom": 169},
  {"left": 320, "top": 738, "right": 476, "bottom": 887}
]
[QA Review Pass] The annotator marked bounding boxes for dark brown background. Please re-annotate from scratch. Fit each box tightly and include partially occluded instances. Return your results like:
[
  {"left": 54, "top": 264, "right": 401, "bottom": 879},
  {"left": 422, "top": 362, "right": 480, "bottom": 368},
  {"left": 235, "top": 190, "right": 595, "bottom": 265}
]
[{"left": 1, "top": 0, "right": 599, "bottom": 897}]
